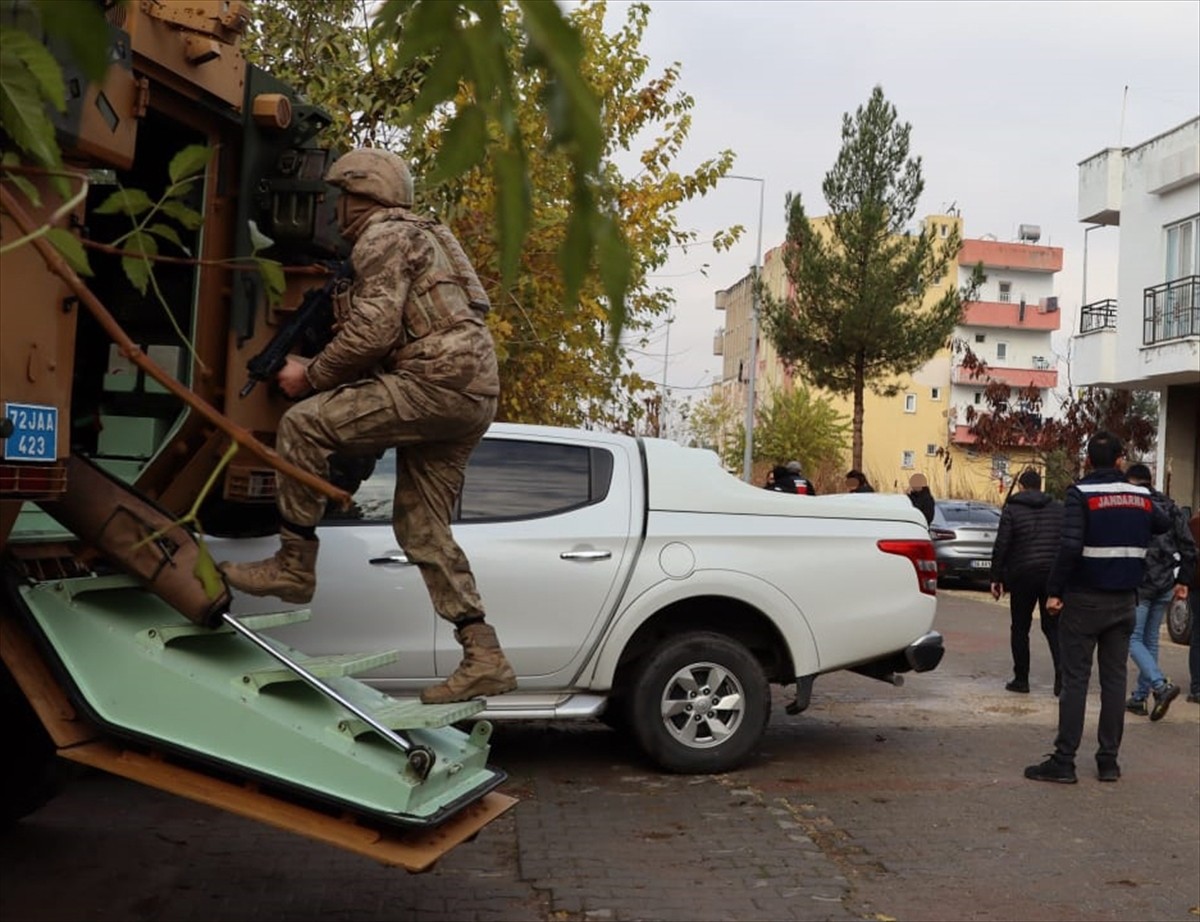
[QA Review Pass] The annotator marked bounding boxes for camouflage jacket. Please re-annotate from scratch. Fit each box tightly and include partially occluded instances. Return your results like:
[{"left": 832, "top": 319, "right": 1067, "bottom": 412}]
[{"left": 306, "top": 209, "right": 499, "bottom": 397}]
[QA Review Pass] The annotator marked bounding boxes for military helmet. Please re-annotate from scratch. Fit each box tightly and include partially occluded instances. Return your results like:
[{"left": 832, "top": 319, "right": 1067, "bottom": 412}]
[{"left": 325, "top": 148, "right": 413, "bottom": 207}]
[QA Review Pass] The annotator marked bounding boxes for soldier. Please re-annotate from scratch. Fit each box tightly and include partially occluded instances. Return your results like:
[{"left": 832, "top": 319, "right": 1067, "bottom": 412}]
[{"left": 221, "top": 148, "right": 517, "bottom": 705}]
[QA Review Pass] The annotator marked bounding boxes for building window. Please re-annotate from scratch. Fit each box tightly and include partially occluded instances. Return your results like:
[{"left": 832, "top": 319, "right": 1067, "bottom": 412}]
[
  {"left": 902, "top": 450, "right": 915, "bottom": 469},
  {"left": 973, "top": 391, "right": 983, "bottom": 405},
  {"left": 930, "top": 386, "right": 941, "bottom": 400},
  {"left": 1165, "top": 217, "right": 1198, "bottom": 281},
  {"left": 904, "top": 393, "right": 917, "bottom": 413},
  {"left": 975, "top": 333, "right": 986, "bottom": 343},
  {"left": 1032, "top": 355, "right": 1050, "bottom": 370},
  {"left": 926, "top": 443, "right": 938, "bottom": 456},
  {"left": 998, "top": 281, "right": 1012, "bottom": 303},
  {"left": 939, "top": 224, "right": 949, "bottom": 239},
  {"left": 996, "top": 342, "right": 1008, "bottom": 362},
  {"left": 991, "top": 455, "right": 1009, "bottom": 476}
]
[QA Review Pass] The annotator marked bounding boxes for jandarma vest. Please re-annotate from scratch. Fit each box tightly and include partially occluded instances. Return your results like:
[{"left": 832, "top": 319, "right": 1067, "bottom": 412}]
[{"left": 1072, "top": 476, "right": 1154, "bottom": 591}]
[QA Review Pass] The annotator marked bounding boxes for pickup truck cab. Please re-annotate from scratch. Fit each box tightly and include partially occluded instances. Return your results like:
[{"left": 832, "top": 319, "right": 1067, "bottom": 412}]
[{"left": 214, "top": 423, "right": 944, "bottom": 773}]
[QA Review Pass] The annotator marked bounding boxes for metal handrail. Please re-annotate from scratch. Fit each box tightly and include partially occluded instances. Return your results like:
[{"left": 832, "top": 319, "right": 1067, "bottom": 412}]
[
  {"left": 1143, "top": 275, "right": 1200, "bottom": 344},
  {"left": 1079, "top": 298, "right": 1118, "bottom": 333}
]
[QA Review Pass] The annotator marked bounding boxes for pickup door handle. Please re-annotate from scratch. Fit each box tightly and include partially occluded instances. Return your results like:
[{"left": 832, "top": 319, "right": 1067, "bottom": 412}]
[
  {"left": 369, "top": 553, "right": 412, "bottom": 566},
  {"left": 560, "top": 549, "right": 612, "bottom": 561}
]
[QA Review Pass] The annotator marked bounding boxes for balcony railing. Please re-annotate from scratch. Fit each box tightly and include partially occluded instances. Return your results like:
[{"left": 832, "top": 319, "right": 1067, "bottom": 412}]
[
  {"left": 1079, "top": 299, "right": 1117, "bottom": 333},
  {"left": 1143, "top": 275, "right": 1199, "bottom": 345}
]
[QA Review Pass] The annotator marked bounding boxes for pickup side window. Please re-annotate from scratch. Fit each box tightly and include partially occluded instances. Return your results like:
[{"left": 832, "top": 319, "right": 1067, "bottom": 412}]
[
  {"left": 322, "top": 438, "right": 614, "bottom": 524},
  {"left": 460, "top": 439, "right": 613, "bottom": 521}
]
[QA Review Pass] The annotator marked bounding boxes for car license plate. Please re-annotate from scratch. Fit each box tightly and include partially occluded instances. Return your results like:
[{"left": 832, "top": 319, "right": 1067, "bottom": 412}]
[
  {"left": 3, "top": 402, "right": 58, "bottom": 462},
  {"left": 970, "top": 559, "right": 991, "bottom": 569}
]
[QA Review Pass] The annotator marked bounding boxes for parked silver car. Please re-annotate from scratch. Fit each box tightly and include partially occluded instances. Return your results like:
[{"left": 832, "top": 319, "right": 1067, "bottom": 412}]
[{"left": 930, "top": 500, "right": 1002, "bottom": 586}]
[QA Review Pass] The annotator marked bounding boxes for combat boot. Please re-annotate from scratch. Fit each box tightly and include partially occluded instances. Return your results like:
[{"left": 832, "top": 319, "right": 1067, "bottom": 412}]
[
  {"left": 220, "top": 529, "right": 318, "bottom": 604},
  {"left": 421, "top": 621, "right": 517, "bottom": 704}
]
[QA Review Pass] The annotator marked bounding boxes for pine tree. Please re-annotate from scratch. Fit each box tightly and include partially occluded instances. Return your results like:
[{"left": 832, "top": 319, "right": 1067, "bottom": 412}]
[{"left": 762, "top": 85, "right": 980, "bottom": 469}]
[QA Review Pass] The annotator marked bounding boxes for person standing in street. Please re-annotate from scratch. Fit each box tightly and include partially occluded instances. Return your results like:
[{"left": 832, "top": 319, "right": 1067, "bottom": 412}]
[
  {"left": 1122, "top": 464, "right": 1196, "bottom": 721},
  {"left": 907, "top": 472, "right": 935, "bottom": 524},
  {"left": 786, "top": 460, "right": 817, "bottom": 495},
  {"left": 1024, "top": 432, "right": 1170, "bottom": 784},
  {"left": 845, "top": 469, "right": 875, "bottom": 493},
  {"left": 221, "top": 148, "right": 517, "bottom": 705},
  {"left": 989, "top": 468, "right": 1064, "bottom": 696},
  {"left": 1188, "top": 510, "right": 1200, "bottom": 705}
]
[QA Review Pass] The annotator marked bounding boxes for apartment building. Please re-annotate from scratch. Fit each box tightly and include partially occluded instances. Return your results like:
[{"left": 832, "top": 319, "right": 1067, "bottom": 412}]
[
  {"left": 712, "top": 215, "right": 1064, "bottom": 499},
  {"left": 1072, "top": 117, "right": 1199, "bottom": 511},
  {"left": 948, "top": 234, "right": 1064, "bottom": 496}
]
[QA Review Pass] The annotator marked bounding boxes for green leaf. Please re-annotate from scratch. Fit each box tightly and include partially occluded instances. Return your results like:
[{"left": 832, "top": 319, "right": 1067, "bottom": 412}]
[
  {"left": 559, "top": 207, "right": 591, "bottom": 308},
  {"left": 427, "top": 106, "right": 487, "bottom": 184},
  {"left": 0, "top": 45, "right": 63, "bottom": 168},
  {"left": 247, "top": 219, "right": 275, "bottom": 253},
  {"left": 193, "top": 539, "right": 225, "bottom": 600},
  {"left": 168, "top": 144, "right": 212, "bottom": 185},
  {"left": 160, "top": 199, "right": 203, "bottom": 230},
  {"left": 146, "top": 222, "right": 185, "bottom": 253},
  {"left": 1, "top": 26, "right": 67, "bottom": 111},
  {"left": 595, "top": 215, "right": 630, "bottom": 341},
  {"left": 45, "top": 227, "right": 92, "bottom": 276},
  {"left": 34, "top": 0, "right": 111, "bottom": 83},
  {"left": 95, "top": 187, "right": 154, "bottom": 217},
  {"left": 255, "top": 257, "right": 286, "bottom": 306},
  {"left": 121, "top": 232, "right": 158, "bottom": 294},
  {"left": 409, "top": 37, "right": 464, "bottom": 120},
  {"left": 383, "top": 0, "right": 453, "bottom": 70},
  {"left": 492, "top": 148, "right": 528, "bottom": 286},
  {"left": 4, "top": 170, "right": 42, "bottom": 207}
]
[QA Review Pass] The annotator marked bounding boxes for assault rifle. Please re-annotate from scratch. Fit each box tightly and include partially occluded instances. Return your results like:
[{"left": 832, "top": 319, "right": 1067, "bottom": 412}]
[{"left": 239, "top": 260, "right": 353, "bottom": 397}]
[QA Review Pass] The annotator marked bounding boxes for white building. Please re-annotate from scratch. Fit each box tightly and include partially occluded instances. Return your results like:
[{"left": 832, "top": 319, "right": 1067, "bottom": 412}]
[{"left": 1073, "top": 117, "right": 1200, "bottom": 510}]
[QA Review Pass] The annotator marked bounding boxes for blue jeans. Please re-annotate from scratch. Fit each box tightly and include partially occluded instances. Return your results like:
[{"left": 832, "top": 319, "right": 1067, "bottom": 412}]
[
  {"left": 1189, "top": 590, "right": 1199, "bottom": 698},
  {"left": 1129, "top": 589, "right": 1173, "bottom": 699}
]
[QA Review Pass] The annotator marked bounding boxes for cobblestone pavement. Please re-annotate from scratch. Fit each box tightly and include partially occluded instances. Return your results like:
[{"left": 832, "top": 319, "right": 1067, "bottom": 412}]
[{"left": 2, "top": 589, "right": 1197, "bottom": 922}]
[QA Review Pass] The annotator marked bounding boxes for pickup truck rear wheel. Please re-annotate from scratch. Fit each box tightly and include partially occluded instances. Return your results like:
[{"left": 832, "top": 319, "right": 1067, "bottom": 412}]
[{"left": 628, "top": 632, "right": 769, "bottom": 774}]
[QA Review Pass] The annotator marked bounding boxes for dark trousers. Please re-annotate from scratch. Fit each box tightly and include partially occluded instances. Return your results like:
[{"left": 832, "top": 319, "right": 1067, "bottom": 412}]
[
  {"left": 1053, "top": 588, "right": 1136, "bottom": 766},
  {"left": 1009, "top": 574, "right": 1061, "bottom": 682}
]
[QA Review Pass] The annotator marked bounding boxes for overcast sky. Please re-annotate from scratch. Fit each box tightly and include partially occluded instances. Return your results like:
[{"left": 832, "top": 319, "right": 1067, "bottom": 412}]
[{"left": 606, "top": 0, "right": 1200, "bottom": 409}]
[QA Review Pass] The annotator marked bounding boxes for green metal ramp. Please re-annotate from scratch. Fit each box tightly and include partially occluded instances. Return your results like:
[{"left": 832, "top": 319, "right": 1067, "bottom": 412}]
[{"left": 15, "top": 573, "right": 504, "bottom": 827}]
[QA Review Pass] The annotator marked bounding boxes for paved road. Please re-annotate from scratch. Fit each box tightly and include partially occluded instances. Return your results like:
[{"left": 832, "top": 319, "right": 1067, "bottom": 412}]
[{"left": 2, "top": 589, "right": 1197, "bottom": 922}]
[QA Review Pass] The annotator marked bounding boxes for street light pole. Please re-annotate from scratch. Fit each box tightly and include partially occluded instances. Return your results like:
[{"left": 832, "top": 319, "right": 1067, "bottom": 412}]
[{"left": 725, "top": 174, "right": 765, "bottom": 483}]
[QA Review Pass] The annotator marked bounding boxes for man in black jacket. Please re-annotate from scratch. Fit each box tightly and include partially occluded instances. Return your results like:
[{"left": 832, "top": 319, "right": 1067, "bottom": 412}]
[
  {"left": 990, "top": 469, "right": 1064, "bottom": 696},
  {"left": 1025, "top": 432, "right": 1170, "bottom": 785}
]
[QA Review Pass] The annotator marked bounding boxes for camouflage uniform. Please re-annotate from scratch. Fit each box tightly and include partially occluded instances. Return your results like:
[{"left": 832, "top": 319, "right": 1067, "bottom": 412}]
[
  {"left": 223, "top": 149, "right": 515, "bottom": 704},
  {"left": 279, "top": 209, "right": 499, "bottom": 622}
]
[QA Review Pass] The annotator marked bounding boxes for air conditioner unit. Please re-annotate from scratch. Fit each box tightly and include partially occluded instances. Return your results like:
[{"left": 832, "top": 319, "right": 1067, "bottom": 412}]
[{"left": 1038, "top": 296, "right": 1059, "bottom": 312}]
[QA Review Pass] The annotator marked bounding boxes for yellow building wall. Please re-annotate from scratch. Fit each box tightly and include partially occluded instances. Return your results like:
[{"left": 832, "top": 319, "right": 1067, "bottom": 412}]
[{"left": 758, "top": 214, "right": 971, "bottom": 498}]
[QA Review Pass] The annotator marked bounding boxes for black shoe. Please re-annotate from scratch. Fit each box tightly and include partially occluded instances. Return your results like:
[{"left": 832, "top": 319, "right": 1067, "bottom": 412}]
[
  {"left": 1150, "top": 682, "right": 1180, "bottom": 721},
  {"left": 1187, "top": 693, "right": 1200, "bottom": 704},
  {"left": 1006, "top": 678, "right": 1030, "bottom": 694},
  {"left": 1096, "top": 760, "right": 1120, "bottom": 782},
  {"left": 1024, "top": 756, "right": 1077, "bottom": 784},
  {"left": 1125, "top": 696, "right": 1148, "bottom": 716}
]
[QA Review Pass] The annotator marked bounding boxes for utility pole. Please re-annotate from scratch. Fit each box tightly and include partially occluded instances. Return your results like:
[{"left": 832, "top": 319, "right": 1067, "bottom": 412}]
[{"left": 723, "top": 175, "right": 765, "bottom": 482}]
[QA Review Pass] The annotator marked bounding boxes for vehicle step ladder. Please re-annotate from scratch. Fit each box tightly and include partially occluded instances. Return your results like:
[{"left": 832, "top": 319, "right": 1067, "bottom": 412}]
[{"left": 138, "top": 601, "right": 482, "bottom": 780}]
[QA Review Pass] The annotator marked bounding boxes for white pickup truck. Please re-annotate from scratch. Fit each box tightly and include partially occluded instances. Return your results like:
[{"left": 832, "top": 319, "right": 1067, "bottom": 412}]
[{"left": 215, "top": 423, "right": 944, "bottom": 774}]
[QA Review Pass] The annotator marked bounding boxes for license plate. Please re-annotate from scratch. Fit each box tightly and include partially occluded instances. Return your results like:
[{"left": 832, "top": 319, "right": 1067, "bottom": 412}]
[
  {"left": 970, "top": 559, "right": 991, "bottom": 569},
  {"left": 3, "top": 402, "right": 58, "bottom": 462}
]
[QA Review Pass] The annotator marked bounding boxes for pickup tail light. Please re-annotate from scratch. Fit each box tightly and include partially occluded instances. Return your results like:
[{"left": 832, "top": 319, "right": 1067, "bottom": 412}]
[
  {"left": 877, "top": 539, "right": 939, "bottom": 596},
  {"left": 929, "top": 527, "right": 956, "bottom": 541}
]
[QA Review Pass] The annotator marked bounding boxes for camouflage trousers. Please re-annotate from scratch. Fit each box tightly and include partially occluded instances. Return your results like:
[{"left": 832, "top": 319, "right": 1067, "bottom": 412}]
[{"left": 275, "top": 373, "right": 496, "bottom": 624}]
